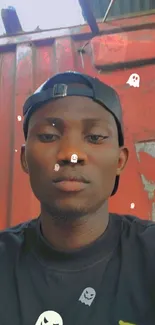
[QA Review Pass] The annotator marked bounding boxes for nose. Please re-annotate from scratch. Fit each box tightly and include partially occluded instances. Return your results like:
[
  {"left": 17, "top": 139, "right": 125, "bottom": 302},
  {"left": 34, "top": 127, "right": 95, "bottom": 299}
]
[{"left": 57, "top": 146, "right": 88, "bottom": 166}]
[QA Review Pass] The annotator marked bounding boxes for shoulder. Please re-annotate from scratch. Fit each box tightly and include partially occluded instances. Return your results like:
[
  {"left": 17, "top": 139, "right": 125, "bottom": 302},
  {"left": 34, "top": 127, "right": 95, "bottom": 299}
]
[
  {"left": 121, "top": 213, "right": 155, "bottom": 236},
  {"left": 0, "top": 218, "right": 38, "bottom": 255},
  {"left": 113, "top": 213, "right": 155, "bottom": 259},
  {"left": 113, "top": 212, "right": 155, "bottom": 232}
]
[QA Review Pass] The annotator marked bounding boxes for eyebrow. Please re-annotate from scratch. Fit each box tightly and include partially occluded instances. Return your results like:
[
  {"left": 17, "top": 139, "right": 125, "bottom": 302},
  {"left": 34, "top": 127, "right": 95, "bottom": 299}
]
[
  {"left": 43, "top": 117, "right": 110, "bottom": 128},
  {"left": 31, "top": 116, "right": 116, "bottom": 137}
]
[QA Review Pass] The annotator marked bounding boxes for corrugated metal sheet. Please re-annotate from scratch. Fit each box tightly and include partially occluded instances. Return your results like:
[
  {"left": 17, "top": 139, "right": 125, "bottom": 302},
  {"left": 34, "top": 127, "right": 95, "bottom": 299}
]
[
  {"left": 89, "top": 0, "right": 155, "bottom": 19},
  {"left": 1, "top": 14, "right": 155, "bottom": 229}
]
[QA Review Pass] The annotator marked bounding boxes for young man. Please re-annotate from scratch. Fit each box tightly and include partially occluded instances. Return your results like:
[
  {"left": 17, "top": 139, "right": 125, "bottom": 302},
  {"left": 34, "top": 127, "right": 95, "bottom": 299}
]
[{"left": 0, "top": 71, "right": 155, "bottom": 325}]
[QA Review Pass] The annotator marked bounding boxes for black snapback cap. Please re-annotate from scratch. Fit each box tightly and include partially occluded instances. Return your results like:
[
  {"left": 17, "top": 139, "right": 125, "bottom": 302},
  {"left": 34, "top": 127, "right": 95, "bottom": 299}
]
[{"left": 23, "top": 71, "right": 124, "bottom": 196}]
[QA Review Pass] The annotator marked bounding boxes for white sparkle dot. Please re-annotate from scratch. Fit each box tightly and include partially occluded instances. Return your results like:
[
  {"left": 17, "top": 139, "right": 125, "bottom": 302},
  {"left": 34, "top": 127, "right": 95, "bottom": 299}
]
[
  {"left": 130, "top": 203, "right": 135, "bottom": 209},
  {"left": 54, "top": 163, "right": 60, "bottom": 172}
]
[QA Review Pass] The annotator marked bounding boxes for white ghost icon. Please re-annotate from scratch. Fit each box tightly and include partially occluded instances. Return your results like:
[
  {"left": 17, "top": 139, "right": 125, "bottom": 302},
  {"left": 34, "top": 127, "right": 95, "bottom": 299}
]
[
  {"left": 54, "top": 163, "right": 60, "bottom": 172},
  {"left": 35, "top": 311, "right": 63, "bottom": 325},
  {"left": 71, "top": 154, "right": 78, "bottom": 163},
  {"left": 79, "top": 287, "right": 96, "bottom": 306},
  {"left": 126, "top": 73, "right": 140, "bottom": 88}
]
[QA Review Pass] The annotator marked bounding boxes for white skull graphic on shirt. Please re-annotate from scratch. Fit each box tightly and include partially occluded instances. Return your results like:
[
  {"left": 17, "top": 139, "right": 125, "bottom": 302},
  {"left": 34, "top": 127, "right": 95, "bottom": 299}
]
[{"left": 35, "top": 311, "right": 63, "bottom": 325}]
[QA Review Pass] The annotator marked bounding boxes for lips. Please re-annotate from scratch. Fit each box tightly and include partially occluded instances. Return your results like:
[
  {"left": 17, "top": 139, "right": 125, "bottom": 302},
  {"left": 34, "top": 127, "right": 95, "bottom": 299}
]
[{"left": 53, "top": 176, "right": 89, "bottom": 192}]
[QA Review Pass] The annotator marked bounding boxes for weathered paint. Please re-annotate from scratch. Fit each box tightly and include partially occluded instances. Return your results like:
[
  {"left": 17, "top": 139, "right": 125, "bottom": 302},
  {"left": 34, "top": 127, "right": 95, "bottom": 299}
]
[
  {"left": 135, "top": 141, "right": 155, "bottom": 220},
  {"left": 91, "top": 29, "right": 155, "bottom": 67},
  {"left": 0, "top": 14, "right": 155, "bottom": 228}
]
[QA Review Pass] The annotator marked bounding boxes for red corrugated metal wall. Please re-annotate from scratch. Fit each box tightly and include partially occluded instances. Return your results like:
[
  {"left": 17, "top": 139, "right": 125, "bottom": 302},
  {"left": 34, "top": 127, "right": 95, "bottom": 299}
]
[{"left": 1, "top": 14, "right": 155, "bottom": 229}]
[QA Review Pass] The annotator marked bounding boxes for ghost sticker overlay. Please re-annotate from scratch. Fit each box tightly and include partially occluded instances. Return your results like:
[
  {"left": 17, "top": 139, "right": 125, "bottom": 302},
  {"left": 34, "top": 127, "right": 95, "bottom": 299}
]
[
  {"left": 71, "top": 154, "right": 78, "bottom": 163},
  {"left": 54, "top": 163, "right": 60, "bottom": 172},
  {"left": 79, "top": 287, "right": 96, "bottom": 306},
  {"left": 126, "top": 73, "right": 140, "bottom": 88},
  {"left": 35, "top": 311, "right": 63, "bottom": 325}
]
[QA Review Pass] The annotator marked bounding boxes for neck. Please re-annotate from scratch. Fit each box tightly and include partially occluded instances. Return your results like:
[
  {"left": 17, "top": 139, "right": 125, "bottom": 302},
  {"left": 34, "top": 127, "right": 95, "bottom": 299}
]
[{"left": 40, "top": 202, "right": 109, "bottom": 251}]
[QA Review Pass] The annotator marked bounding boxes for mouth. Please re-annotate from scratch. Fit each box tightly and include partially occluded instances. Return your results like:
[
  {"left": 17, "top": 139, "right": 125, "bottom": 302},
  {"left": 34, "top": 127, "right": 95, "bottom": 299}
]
[{"left": 53, "top": 176, "right": 89, "bottom": 192}]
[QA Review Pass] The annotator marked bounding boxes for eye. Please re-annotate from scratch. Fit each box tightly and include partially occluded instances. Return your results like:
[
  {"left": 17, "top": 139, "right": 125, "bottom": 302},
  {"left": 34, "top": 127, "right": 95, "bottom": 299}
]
[
  {"left": 37, "top": 134, "right": 59, "bottom": 143},
  {"left": 86, "top": 134, "right": 108, "bottom": 144}
]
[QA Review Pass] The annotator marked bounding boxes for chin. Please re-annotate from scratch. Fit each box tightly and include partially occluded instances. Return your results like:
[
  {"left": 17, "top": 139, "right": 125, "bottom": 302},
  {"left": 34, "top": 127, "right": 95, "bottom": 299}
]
[{"left": 43, "top": 199, "right": 89, "bottom": 222}]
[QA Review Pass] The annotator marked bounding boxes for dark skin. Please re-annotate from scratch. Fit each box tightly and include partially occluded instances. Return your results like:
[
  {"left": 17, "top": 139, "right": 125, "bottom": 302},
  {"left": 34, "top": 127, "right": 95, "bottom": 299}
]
[{"left": 21, "top": 96, "right": 129, "bottom": 251}]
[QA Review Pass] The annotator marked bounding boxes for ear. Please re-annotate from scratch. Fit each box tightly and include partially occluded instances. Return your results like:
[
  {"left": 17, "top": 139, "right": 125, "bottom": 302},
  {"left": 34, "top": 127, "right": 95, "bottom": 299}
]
[
  {"left": 116, "top": 146, "right": 129, "bottom": 176},
  {"left": 20, "top": 144, "right": 29, "bottom": 174}
]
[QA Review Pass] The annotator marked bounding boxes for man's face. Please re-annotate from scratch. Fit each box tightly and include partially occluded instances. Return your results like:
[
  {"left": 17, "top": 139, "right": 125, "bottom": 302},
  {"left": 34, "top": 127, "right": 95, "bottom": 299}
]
[{"left": 21, "top": 96, "right": 128, "bottom": 220}]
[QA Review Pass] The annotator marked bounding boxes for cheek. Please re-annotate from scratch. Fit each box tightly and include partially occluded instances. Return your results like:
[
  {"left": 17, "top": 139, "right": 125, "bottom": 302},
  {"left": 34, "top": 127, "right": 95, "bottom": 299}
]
[
  {"left": 89, "top": 146, "right": 119, "bottom": 170},
  {"left": 89, "top": 147, "right": 119, "bottom": 193},
  {"left": 26, "top": 145, "right": 57, "bottom": 173}
]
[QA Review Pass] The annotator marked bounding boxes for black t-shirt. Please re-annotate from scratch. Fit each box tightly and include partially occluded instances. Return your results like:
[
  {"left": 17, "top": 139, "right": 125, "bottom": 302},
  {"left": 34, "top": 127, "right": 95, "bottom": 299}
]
[{"left": 0, "top": 213, "right": 155, "bottom": 325}]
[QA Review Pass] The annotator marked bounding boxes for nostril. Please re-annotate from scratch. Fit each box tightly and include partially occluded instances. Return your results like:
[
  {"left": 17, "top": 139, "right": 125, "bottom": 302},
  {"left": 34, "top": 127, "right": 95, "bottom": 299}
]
[
  {"left": 61, "top": 160, "right": 70, "bottom": 165},
  {"left": 59, "top": 159, "right": 84, "bottom": 165},
  {"left": 78, "top": 159, "right": 84, "bottom": 164}
]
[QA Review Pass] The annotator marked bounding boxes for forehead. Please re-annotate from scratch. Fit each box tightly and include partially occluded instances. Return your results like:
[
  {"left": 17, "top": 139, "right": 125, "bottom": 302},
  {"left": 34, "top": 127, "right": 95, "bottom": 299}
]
[{"left": 29, "top": 96, "right": 116, "bottom": 128}]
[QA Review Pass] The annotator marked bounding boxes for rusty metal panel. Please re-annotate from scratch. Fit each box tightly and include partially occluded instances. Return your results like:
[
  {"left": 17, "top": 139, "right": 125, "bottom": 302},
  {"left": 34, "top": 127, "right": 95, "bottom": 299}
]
[
  {"left": 0, "top": 14, "right": 155, "bottom": 229},
  {"left": 0, "top": 51, "right": 16, "bottom": 229},
  {"left": 91, "top": 29, "right": 155, "bottom": 66},
  {"left": 91, "top": 18, "right": 155, "bottom": 221},
  {"left": 89, "top": 0, "right": 155, "bottom": 18}
]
